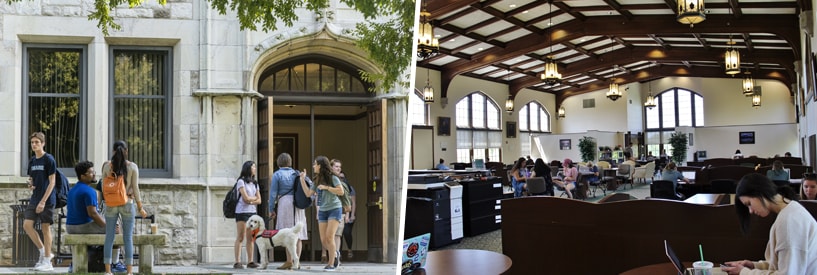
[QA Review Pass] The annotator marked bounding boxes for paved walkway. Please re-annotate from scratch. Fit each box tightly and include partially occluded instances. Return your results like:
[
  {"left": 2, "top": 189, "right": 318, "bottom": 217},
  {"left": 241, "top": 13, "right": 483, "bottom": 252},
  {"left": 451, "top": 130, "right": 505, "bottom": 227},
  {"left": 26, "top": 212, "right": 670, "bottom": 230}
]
[{"left": 0, "top": 262, "right": 398, "bottom": 274}]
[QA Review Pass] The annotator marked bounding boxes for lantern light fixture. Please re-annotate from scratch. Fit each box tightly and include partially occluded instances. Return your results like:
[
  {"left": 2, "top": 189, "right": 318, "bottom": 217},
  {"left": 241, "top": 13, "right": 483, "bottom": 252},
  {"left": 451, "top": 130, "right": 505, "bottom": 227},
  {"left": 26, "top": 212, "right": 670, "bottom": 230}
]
[
  {"left": 677, "top": 0, "right": 706, "bottom": 27},
  {"left": 540, "top": 2, "right": 561, "bottom": 85},
  {"left": 557, "top": 105, "right": 565, "bottom": 118},
  {"left": 423, "top": 68, "right": 434, "bottom": 103},
  {"left": 751, "top": 93, "right": 761, "bottom": 107},
  {"left": 416, "top": 3, "right": 439, "bottom": 59},
  {"left": 724, "top": 39, "right": 740, "bottom": 75},
  {"left": 742, "top": 72, "right": 755, "bottom": 96}
]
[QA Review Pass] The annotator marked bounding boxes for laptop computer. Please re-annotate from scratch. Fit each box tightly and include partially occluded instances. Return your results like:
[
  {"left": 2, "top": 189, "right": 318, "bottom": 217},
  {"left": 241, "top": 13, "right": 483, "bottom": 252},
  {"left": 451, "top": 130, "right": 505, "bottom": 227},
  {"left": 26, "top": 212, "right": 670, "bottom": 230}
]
[
  {"left": 401, "top": 233, "right": 431, "bottom": 274},
  {"left": 664, "top": 240, "right": 686, "bottom": 275}
]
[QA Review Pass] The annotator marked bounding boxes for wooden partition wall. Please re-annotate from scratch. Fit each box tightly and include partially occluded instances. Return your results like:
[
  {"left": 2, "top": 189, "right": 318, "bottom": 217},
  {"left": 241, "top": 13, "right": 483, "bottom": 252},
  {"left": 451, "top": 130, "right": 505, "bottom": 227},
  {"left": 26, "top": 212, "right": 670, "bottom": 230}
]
[{"left": 501, "top": 198, "right": 817, "bottom": 274}]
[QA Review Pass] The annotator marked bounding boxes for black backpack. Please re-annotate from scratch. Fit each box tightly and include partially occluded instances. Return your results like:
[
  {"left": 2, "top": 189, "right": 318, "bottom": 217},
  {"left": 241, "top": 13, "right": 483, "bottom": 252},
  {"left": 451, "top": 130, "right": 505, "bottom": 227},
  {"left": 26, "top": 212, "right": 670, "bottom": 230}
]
[
  {"left": 292, "top": 173, "right": 312, "bottom": 209},
  {"left": 222, "top": 181, "right": 242, "bottom": 218},
  {"left": 54, "top": 169, "right": 70, "bottom": 208}
]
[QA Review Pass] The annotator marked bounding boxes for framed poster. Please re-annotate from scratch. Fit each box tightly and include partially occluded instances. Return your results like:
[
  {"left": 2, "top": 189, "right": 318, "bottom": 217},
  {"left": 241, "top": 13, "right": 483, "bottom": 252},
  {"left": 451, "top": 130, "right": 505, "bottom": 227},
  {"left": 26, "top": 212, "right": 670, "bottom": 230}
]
[
  {"left": 506, "top": 121, "right": 517, "bottom": 138},
  {"left": 437, "top": 117, "right": 451, "bottom": 136},
  {"left": 273, "top": 134, "right": 298, "bottom": 170},
  {"left": 739, "top": 131, "right": 755, "bottom": 144},
  {"left": 559, "top": 139, "right": 571, "bottom": 150}
]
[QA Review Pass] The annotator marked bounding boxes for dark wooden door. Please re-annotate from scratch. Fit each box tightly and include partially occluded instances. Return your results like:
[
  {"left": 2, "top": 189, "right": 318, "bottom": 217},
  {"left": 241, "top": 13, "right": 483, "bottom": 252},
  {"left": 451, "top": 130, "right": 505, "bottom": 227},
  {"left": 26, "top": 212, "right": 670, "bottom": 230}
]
[
  {"left": 257, "top": 97, "right": 273, "bottom": 220},
  {"left": 366, "top": 99, "right": 385, "bottom": 262}
]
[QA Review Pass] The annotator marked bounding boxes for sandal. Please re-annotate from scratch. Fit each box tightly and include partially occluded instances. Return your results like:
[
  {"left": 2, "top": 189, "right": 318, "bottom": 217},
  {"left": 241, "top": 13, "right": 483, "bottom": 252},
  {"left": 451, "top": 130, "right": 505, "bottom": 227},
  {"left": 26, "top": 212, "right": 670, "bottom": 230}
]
[
  {"left": 276, "top": 262, "right": 293, "bottom": 270},
  {"left": 233, "top": 262, "right": 244, "bottom": 269}
]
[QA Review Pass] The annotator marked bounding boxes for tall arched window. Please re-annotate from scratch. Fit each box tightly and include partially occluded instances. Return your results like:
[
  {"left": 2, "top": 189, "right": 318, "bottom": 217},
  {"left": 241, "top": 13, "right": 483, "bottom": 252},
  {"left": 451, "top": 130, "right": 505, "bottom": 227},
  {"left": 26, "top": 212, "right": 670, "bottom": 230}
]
[
  {"left": 518, "top": 101, "right": 550, "bottom": 156},
  {"left": 645, "top": 87, "right": 704, "bottom": 157},
  {"left": 409, "top": 89, "right": 428, "bottom": 126},
  {"left": 455, "top": 92, "right": 502, "bottom": 163}
]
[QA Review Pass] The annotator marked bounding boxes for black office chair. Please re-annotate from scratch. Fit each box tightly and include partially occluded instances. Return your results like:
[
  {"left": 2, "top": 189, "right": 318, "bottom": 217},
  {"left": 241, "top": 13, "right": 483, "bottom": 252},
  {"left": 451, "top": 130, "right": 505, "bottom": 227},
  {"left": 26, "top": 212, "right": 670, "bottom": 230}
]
[
  {"left": 710, "top": 179, "right": 737, "bottom": 194},
  {"left": 526, "top": 177, "right": 548, "bottom": 196},
  {"left": 651, "top": 180, "right": 682, "bottom": 200}
]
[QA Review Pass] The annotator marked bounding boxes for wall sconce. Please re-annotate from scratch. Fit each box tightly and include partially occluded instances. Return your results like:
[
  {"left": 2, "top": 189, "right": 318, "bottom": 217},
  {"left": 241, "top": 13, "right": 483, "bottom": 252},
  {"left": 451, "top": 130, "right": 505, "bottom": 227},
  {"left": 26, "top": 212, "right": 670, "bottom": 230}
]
[
  {"left": 505, "top": 97, "right": 514, "bottom": 113},
  {"left": 557, "top": 105, "right": 565, "bottom": 119}
]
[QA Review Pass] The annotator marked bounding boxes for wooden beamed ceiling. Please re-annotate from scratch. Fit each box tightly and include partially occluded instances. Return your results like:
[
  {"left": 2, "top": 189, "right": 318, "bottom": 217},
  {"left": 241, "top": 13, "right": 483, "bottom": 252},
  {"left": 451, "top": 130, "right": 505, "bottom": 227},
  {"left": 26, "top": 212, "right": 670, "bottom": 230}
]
[{"left": 417, "top": 0, "right": 810, "bottom": 104}]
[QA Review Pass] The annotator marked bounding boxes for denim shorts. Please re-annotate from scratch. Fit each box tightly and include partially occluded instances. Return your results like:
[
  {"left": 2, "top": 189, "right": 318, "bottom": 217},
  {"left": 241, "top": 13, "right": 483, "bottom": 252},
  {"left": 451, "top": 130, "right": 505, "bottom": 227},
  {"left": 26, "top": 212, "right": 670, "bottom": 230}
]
[
  {"left": 317, "top": 207, "right": 343, "bottom": 223},
  {"left": 235, "top": 213, "right": 255, "bottom": 222}
]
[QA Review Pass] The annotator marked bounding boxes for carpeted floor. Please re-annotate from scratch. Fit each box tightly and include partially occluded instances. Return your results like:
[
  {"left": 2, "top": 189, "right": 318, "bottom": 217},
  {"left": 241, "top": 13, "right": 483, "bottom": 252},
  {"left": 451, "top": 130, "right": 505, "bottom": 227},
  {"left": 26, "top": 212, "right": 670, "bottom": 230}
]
[{"left": 440, "top": 179, "right": 655, "bottom": 254}]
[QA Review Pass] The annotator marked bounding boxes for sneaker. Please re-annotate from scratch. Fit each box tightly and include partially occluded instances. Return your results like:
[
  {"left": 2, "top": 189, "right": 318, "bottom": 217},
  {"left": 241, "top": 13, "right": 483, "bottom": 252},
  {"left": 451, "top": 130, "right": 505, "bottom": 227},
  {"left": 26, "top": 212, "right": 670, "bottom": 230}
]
[
  {"left": 334, "top": 250, "right": 340, "bottom": 268},
  {"left": 247, "top": 262, "right": 259, "bottom": 268},
  {"left": 233, "top": 263, "right": 244, "bottom": 269},
  {"left": 112, "top": 261, "right": 127, "bottom": 272},
  {"left": 31, "top": 256, "right": 44, "bottom": 270},
  {"left": 34, "top": 261, "right": 53, "bottom": 272},
  {"left": 323, "top": 265, "right": 336, "bottom": 272}
]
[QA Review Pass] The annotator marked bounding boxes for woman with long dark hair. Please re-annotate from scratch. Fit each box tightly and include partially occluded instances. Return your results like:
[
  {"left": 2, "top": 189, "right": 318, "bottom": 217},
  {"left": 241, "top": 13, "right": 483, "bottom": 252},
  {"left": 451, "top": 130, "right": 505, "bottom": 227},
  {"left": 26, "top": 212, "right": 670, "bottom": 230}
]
[
  {"left": 233, "top": 161, "right": 261, "bottom": 269},
  {"left": 509, "top": 157, "right": 528, "bottom": 198},
  {"left": 721, "top": 174, "right": 817, "bottom": 274},
  {"left": 102, "top": 141, "right": 147, "bottom": 275},
  {"left": 529, "top": 158, "right": 554, "bottom": 196},
  {"left": 300, "top": 156, "right": 344, "bottom": 271}
]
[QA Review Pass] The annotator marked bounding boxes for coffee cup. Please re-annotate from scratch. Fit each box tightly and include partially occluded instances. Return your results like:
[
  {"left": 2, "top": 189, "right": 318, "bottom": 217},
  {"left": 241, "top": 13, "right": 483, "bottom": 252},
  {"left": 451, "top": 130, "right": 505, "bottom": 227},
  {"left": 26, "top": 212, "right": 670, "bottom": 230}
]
[
  {"left": 150, "top": 223, "right": 158, "bottom": 234},
  {"left": 692, "top": 261, "right": 713, "bottom": 275}
]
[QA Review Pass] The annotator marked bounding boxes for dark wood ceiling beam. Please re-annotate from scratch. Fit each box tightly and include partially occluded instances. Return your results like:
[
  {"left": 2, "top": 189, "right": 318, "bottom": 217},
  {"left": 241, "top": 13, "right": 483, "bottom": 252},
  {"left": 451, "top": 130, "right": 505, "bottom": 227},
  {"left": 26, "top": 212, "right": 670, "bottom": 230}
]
[
  {"left": 509, "top": 47, "right": 795, "bottom": 96},
  {"left": 563, "top": 41, "right": 598, "bottom": 60},
  {"left": 647, "top": 34, "right": 670, "bottom": 49},
  {"left": 742, "top": 33, "right": 754, "bottom": 52},
  {"left": 436, "top": 23, "right": 505, "bottom": 48},
  {"left": 613, "top": 36, "right": 635, "bottom": 50},
  {"left": 449, "top": 40, "right": 483, "bottom": 55},
  {"left": 507, "top": 1, "right": 545, "bottom": 17},
  {"left": 583, "top": 71, "right": 608, "bottom": 82},
  {"left": 438, "top": 6, "right": 478, "bottom": 25},
  {"left": 463, "top": 17, "right": 501, "bottom": 34},
  {"left": 728, "top": 0, "right": 742, "bottom": 18},
  {"left": 602, "top": 0, "right": 633, "bottom": 20},
  {"left": 662, "top": 0, "right": 676, "bottom": 10},
  {"left": 475, "top": 4, "right": 546, "bottom": 35},
  {"left": 692, "top": 33, "right": 710, "bottom": 50},
  {"left": 417, "top": 53, "right": 447, "bottom": 66},
  {"left": 617, "top": 65, "right": 633, "bottom": 75},
  {"left": 682, "top": 61, "right": 692, "bottom": 68},
  {"left": 427, "top": 0, "right": 480, "bottom": 19},
  {"left": 485, "top": 27, "right": 519, "bottom": 40},
  {"left": 441, "top": 15, "right": 799, "bottom": 80},
  {"left": 553, "top": 2, "right": 587, "bottom": 22},
  {"left": 554, "top": 66, "right": 792, "bottom": 102}
]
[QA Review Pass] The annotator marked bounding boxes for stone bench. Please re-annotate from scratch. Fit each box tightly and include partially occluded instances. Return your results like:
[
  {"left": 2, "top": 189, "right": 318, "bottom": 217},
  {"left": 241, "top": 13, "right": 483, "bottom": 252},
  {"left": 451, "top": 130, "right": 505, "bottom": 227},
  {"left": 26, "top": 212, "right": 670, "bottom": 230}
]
[{"left": 64, "top": 234, "right": 167, "bottom": 274}]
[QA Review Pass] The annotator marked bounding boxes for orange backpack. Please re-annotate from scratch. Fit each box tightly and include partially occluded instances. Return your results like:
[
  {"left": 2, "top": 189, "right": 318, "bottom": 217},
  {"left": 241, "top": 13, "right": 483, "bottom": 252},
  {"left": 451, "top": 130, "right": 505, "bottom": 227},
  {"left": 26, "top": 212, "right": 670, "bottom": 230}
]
[{"left": 102, "top": 162, "right": 128, "bottom": 207}]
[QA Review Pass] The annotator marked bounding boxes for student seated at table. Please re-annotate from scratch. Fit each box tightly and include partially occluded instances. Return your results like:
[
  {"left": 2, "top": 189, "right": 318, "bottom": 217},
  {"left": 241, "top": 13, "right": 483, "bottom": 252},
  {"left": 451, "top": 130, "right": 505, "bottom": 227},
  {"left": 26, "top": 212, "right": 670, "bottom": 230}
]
[
  {"left": 435, "top": 159, "right": 450, "bottom": 170},
  {"left": 801, "top": 173, "right": 817, "bottom": 200},
  {"left": 660, "top": 162, "right": 689, "bottom": 199},
  {"left": 583, "top": 162, "right": 599, "bottom": 183},
  {"left": 766, "top": 160, "right": 789, "bottom": 181},
  {"left": 553, "top": 158, "right": 577, "bottom": 199},
  {"left": 722, "top": 174, "right": 817, "bottom": 275}
]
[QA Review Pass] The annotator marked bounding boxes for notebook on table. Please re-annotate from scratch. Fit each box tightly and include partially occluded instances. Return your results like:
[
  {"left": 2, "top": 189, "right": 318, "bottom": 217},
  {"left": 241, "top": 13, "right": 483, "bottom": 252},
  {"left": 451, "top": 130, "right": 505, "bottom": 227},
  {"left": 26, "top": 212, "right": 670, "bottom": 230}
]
[
  {"left": 401, "top": 233, "right": 431, "bottom": 274},
  {"left": 665, "top": 239, "right": 686, "bottom": 275}
]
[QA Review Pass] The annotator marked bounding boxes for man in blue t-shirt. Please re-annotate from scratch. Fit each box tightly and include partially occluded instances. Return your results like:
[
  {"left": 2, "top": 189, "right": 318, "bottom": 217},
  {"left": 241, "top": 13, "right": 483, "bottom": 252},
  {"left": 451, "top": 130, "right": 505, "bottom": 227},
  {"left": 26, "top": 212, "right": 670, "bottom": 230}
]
[
  {"left": 67, "top": 161, "right": 105, "bottom": 234},
  {"left": 24, "top": 132, "right": 57, "bottom": 271}
]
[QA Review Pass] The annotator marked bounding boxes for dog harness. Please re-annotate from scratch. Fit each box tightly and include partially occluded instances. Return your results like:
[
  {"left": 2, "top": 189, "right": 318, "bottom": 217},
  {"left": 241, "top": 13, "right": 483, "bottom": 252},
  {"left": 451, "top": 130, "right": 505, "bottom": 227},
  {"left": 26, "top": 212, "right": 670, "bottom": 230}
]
[{"left": 252, "top": 228, "right": 280, "bottom": 241}]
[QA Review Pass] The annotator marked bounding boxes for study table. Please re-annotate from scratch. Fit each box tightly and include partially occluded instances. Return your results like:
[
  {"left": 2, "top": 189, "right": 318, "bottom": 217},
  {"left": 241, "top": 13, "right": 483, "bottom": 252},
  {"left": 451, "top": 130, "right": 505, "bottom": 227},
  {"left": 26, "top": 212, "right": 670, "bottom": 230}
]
[
  {"left": 620, "top": 262, "right": 727, "bottom": 275},
  {"left": 684, "top": 193, "right": 734, "bottom": 205},
  {"left": 414, "top": 249, "right": 512, "bottom": 275}
]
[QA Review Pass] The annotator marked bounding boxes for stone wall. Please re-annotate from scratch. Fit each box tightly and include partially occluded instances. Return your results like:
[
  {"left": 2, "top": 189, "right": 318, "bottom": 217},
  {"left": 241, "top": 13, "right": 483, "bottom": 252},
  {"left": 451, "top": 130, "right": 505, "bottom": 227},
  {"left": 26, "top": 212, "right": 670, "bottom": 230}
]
[{"left": 0, "top": 182, "right": 204, "bottom": 266}]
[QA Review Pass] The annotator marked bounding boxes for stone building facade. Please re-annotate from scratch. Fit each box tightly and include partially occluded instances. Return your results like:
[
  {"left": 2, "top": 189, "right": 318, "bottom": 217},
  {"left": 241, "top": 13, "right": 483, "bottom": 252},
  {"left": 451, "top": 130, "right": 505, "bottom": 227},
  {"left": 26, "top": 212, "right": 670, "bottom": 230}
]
[{"left": 0, "top": 0, "right": 406, "bottom": 265}]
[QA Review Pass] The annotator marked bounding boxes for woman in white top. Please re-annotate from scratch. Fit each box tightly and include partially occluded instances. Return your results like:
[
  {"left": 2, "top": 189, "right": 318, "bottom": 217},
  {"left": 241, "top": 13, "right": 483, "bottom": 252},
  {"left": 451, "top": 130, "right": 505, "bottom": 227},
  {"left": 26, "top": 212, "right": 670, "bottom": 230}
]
[
  {"left": 722, "top": 173, "right": 817, "bottom": 274},
  {"left": 233, "top": 161, "right": 261, "bottom": 269}
]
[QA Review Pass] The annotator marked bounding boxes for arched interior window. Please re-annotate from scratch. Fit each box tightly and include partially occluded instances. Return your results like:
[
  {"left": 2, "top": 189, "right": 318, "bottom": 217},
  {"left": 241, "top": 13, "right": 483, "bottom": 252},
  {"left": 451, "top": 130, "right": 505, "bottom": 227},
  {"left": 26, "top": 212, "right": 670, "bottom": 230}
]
[
  {"left": 518, "top": 101, "right": 551, "bottom": 157},
  {"left": 454, "top": 92, "right": 502, "bottom": 163},
  {"left": 257, "top": 55, "right": 371, "bottom": 93},
  {"left": 645, "top": 87, "right": 704, "bottom": 157},
  {"left": 409, "top": 89, "right": 428, "bottom": 126}
]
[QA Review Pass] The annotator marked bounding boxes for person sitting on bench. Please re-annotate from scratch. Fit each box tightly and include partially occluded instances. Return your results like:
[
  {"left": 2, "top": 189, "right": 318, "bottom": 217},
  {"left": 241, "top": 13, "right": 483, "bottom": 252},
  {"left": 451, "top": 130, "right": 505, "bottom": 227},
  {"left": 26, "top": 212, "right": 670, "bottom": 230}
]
[{"left": 66, "top": 161, "right": 125, "bottom": 272}]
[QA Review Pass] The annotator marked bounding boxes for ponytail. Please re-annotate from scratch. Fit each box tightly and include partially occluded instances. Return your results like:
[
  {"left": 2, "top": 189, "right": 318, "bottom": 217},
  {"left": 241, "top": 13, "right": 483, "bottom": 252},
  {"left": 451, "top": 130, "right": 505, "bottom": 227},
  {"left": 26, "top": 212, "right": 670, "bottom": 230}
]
[{"left": 111, "top": 140, "right": 129, "bottom": 177}]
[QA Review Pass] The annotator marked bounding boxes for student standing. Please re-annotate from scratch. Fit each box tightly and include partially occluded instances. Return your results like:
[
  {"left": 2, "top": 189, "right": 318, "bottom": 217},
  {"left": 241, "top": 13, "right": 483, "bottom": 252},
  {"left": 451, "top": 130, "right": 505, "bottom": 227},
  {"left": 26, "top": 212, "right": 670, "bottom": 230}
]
[
  {"left": 233, "top": 161, "right": 261, "bottom": 269},
  {"left": 300, "top": 156, "right": 344, "bottom": 271},
  {"left": 722, "top": 174, "right": 817, "bottom": 274},
  {"left": 24, "top": 132, "right": 57, "bottom": 271},
  {"left": 269, "top": 153, "right": 308, "bottom": 270},
  {"left": 102, "top": 140, "right": 148, "bottom": 275}
]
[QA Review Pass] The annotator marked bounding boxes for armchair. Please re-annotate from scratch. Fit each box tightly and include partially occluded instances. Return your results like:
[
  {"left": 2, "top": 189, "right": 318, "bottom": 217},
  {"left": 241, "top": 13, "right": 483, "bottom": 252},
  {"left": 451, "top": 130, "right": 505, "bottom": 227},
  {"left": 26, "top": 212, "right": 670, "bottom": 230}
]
[{"left": 631, "top": 161, "right": 656, "bottom": 185}]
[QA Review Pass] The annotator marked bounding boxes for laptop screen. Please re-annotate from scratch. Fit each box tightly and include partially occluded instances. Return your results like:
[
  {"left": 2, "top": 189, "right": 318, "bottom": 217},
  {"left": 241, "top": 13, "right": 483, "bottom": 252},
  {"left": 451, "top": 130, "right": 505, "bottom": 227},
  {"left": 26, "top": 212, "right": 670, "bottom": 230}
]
[
  {"left": 401, "top": 233, "right": 431, "bottom": 274},
  {"left": 664, "top": 240, "right": 685, "bottom": 275}
]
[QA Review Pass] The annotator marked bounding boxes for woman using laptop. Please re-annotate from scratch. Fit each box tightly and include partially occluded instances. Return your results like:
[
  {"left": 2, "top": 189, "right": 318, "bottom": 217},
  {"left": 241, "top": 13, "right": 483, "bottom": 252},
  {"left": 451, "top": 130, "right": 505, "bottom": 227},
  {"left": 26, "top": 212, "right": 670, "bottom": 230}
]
[
  {"left": 722, "top": 174, "right": 817, "bottom": 274},
  {"left": 766, "top": 160, "right": 789, "bottom": 182}
]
